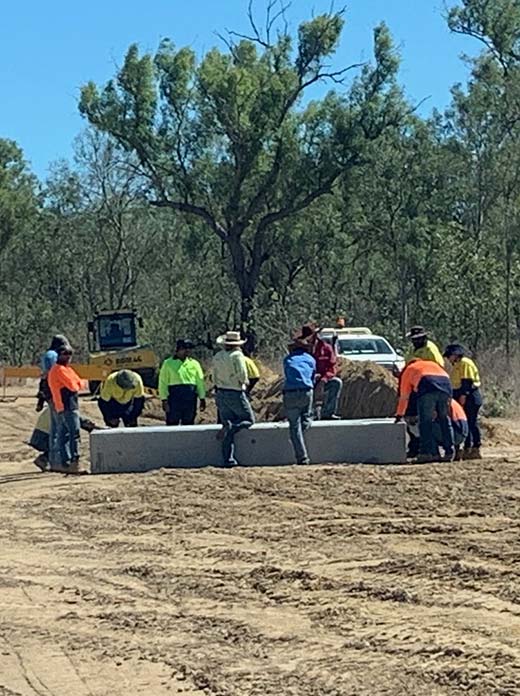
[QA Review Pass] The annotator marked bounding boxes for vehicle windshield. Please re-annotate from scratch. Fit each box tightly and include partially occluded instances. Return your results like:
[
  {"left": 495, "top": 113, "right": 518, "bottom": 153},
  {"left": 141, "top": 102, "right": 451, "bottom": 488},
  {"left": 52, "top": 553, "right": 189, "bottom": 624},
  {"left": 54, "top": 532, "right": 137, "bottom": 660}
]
[{"left": 337, "top": 337, "right": 393, "bottom": 355}]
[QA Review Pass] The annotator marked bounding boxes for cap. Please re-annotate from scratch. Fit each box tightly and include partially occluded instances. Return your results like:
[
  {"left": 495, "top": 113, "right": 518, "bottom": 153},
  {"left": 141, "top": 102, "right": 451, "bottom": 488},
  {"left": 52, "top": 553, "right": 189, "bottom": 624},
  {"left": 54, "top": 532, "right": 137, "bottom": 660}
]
[
  {"left": 176, "top": 339, "right": 195, "bottom": 351},
  {"left": 115, "top": 370, "right": 139, "bottom": 390},
  {"left": 443, "top": 344, "right": 465, "bottom": 358}
]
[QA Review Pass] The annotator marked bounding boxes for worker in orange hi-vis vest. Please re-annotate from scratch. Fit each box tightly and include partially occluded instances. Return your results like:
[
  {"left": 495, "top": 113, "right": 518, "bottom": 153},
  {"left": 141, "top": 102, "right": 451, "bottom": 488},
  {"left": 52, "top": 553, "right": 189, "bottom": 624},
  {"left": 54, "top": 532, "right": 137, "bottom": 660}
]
[
  {"left": 396, "top": 359, "right": 454, "bottom": 464},
  {"left": 48, "top": 343, "right": 88, "bottom": 473}
]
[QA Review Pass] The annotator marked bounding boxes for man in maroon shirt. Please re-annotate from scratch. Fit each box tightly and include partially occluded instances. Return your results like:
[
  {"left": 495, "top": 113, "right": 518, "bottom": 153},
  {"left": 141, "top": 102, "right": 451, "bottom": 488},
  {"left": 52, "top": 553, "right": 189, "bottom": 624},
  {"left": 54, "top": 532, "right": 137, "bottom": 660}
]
[{"left": 300, "top": 325, "right": 343, "bottom": 419}]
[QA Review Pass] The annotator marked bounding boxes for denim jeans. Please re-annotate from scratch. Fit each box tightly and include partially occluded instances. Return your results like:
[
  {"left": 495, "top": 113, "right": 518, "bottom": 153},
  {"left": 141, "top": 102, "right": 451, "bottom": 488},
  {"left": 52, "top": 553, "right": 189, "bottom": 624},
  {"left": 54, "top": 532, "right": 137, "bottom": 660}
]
[
  {"left": 418, "top": 391, "right": 454, "bottom": 457},
  {"left": 57, "top": 410, "right": 80, "bottom": 465},
  {"left": 321, "top": 377, "right": 342, "bottom": 419},
  {"left": 48, "top": 402, "right": 61, "bottom": 466},
  {"left": 216, "top": 389, "right": 255, "bottom": 466},
  {"left": 283, "top": 389, "right": 313, "bottom": 463}
]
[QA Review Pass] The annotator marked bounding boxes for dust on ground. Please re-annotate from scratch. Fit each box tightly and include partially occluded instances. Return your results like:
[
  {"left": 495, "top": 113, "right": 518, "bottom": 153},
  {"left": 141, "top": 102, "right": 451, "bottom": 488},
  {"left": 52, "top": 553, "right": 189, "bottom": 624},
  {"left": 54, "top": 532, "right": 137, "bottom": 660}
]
[{"left": 1, "top": 387, "right": 520, "bottom": 695}]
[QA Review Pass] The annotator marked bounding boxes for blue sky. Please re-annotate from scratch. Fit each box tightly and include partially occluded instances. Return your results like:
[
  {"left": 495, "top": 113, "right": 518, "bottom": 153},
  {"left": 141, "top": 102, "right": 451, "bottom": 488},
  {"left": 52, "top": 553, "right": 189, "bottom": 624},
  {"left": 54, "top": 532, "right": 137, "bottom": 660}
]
[{"left": 0, "top": 0, "right": 476, "bottom": 178}]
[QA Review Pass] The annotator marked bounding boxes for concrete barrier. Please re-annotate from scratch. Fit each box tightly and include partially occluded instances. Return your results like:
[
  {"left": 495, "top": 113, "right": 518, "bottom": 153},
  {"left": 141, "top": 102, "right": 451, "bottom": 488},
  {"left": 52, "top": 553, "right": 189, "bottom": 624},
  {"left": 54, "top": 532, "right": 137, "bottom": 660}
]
[{"left": 90, "top": 419, "right": 407, "bottom": 474}]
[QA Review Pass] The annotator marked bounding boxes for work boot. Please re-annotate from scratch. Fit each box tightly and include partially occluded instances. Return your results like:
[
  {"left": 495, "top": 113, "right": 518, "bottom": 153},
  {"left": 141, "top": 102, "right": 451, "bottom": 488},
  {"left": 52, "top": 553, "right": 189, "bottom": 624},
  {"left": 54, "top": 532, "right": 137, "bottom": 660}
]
[
  {"left": 454, "top": 448, "right": 463, "bottom": 462},
  {"left": 415, "top": 454, "right": 436, "bottom": 464},
  {"left": 50, "top": 461, "right": 71, "bottom": 474},
  {"left": 441, "top": 452, "right": 454, "bottom": 463},
  {"left": 466, "top": 447, "right": 482, "bottom": 460},
  {"left": 33, "top": 454, "right": 49, "bottom": 472}
]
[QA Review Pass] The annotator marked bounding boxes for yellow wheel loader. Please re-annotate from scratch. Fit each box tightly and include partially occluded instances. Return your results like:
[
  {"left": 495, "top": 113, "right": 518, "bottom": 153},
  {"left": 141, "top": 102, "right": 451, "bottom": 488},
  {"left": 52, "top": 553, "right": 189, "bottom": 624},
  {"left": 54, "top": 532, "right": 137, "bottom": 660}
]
[{"left": 87, "top": 310, "right": 158, "bottom": 394}]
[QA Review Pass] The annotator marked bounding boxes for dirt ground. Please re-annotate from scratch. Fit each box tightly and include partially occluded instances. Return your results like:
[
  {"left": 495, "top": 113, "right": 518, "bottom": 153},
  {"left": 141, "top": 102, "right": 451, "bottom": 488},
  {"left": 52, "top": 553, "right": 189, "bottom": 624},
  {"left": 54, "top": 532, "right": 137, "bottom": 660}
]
[{"left": 1, "top": 387, "right": 520, "bottom": 695}]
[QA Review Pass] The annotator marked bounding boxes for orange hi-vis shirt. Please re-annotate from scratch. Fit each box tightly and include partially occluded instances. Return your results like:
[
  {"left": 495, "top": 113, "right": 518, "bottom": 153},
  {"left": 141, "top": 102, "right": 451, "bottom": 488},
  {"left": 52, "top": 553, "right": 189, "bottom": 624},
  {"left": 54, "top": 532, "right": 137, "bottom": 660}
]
[
  {"left": 396, "top": 360, "right": 452, "bottom": 417},
  {"left": 48, "top": 364, "right": 87, "bottom": 413},
  {"left": 450, "top": 399, "right": 467, "bottom": 425}
]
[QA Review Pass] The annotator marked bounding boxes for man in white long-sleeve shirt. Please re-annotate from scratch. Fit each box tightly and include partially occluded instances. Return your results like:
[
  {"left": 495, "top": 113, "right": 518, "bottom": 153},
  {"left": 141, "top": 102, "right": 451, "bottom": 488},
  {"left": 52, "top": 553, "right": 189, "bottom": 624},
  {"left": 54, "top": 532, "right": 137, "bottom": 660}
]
[{"left": 212, "top": 331, "right": 255, "bottom": 467}]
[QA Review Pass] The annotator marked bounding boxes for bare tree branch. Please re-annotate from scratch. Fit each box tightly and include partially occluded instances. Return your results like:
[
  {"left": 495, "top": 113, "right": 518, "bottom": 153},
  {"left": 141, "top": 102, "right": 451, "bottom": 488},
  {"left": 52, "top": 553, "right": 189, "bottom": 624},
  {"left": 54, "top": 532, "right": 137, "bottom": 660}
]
[{"left": 150, "top": 199, "right": 228, "bottom": 240}]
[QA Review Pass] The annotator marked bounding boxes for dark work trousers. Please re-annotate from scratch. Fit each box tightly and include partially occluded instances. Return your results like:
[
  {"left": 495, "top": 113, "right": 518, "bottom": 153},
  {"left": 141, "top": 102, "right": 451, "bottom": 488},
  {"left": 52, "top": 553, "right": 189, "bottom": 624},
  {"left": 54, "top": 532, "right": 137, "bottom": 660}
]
[
  {"left": 462, "top": 389, "right": 482, "bottom": 449},
  {"left": 418, "top": 391, "right": 454, "bottom": 457},
  {"left": 167, "top": 385, "right": 197, "bottom": 426},
  {"left": 99, "top": 397, "right": 144, "bottom": 428}
]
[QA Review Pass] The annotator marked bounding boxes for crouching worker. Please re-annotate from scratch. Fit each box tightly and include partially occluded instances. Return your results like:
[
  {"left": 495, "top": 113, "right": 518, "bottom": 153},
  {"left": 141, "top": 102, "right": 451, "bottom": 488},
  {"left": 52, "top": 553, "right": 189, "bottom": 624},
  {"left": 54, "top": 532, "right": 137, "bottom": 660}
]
[
  {"left": 396, "top": 359, "right": 454, "bottom": 463},
  {"left": 433, "top": 399, "right": 468, "bottom": 461},
  {"left": 444, "top": 344, "right": 483, "bottom": 460},
  {"left": 98, "top": 370, "right": 145, "bottom": 428},
  {"left": 48, "top": 344, "right": 88, "bottom": 472},
  {"left": 283, "top": 337, "right": 316, "bottom": 465},
  {"left": 159, "top": 340, "right": 206, "bottom": 426},
  {"left": 29, "top": 406, "right": 98, "bottom": 471}
]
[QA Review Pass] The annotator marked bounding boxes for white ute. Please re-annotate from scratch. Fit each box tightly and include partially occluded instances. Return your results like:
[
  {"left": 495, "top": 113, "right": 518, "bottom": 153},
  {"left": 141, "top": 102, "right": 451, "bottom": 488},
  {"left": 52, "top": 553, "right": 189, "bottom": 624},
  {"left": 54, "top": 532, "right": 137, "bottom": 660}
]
[{"left": 320, "top": 327, "right": 405, "bottom": 377}]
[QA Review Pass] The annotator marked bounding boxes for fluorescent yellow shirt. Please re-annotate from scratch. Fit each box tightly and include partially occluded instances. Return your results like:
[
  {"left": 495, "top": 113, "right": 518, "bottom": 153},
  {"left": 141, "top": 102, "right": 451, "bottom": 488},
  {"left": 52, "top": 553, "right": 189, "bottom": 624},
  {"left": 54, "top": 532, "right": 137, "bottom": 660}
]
[
  {"left": 244, "top": 357, "right": 260, "bottom": 380},
  {"left": 158, "top": 357, "right": 206, "bottom": 400},
  {"left": 100, "top": 372, "right": 145, "bottom": 404},
  {"left": 451, "top": 357, "right": 481, "bottom": 390},
  {"left": 212, "top": 349, "right": 248, "bottom": 391},
  {"left": 407, "top": 340, "right": 444, "bottom": 367}
]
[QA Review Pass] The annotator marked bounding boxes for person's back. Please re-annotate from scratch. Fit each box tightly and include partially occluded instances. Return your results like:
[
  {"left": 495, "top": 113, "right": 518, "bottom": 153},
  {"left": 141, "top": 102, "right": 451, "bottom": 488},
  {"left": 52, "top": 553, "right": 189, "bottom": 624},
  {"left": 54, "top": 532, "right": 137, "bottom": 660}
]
[
  {"left": 213, "top": 332, "right": 254, "bottom": 467},
  {"left": 212, "top": 348, "right": 248, "bottom": 391},
  {"left": 283, "top": 343, "right": 316, "bottom": 465},
  {"left": 101, "top": 371, "right": 144, "bottom": 404},
  {"left": 283, "top": 350, "right": 315, "bottom": 391}
]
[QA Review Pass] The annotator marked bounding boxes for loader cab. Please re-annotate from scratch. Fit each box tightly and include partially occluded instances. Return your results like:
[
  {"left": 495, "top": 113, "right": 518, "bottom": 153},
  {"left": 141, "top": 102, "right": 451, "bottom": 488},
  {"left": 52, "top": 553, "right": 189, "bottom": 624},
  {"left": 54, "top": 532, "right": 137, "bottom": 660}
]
[{"left": 88, "top": 310, "right": 142, "bottom": 353}]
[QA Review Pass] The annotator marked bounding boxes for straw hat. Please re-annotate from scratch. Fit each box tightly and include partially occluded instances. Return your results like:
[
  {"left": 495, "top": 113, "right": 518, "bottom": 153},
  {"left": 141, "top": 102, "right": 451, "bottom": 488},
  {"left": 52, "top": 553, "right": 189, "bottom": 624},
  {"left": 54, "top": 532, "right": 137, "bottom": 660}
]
[{"left": 216, "top": 330, "right": 246, "bottom": 347}]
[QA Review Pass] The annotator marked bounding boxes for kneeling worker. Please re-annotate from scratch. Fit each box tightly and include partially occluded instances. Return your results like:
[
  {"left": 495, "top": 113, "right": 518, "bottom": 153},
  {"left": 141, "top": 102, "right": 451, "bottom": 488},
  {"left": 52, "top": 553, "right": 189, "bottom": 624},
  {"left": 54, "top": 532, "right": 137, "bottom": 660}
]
[
  {"left": 159, "top": 339, "right": 206, "bottom": 425},
  {"left": 98, "top": 369, "right": 145, "bottom": 428},
  {"left": 396, "top": 359, "right": 454, "bottom": 463},
  {"left": 433, "top": 399, "right": 468, "bottom": 461}
]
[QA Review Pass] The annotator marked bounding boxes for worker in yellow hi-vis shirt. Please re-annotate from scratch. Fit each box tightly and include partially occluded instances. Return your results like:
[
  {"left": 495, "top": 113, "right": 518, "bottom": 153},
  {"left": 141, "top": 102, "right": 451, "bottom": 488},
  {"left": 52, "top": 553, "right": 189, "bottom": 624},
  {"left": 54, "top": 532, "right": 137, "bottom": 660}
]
[
  {"left": 159, "top": 339, "right": 206, "bottom": 425},
  {"left": 406, "top": 326, "right": 444, "bottom": 367},
  {"left": 98, "top": 369, "right": 145, "bottom": 428},
  {"left": 244, "top": 354, "right": 260, "bottom": 396},
  {"left": 444, "top": 344, "right": 483, "bottom": 460}
]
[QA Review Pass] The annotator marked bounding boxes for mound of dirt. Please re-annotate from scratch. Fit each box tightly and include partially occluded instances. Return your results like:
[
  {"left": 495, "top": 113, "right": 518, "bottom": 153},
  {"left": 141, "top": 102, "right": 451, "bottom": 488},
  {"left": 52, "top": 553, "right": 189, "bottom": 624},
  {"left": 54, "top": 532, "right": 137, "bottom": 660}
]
[
  {"left": 481, "top": 419, "right": 520, "bottom": 448},
  {"left": 255, "top": 360, "right": 398, "bottom": 421}
]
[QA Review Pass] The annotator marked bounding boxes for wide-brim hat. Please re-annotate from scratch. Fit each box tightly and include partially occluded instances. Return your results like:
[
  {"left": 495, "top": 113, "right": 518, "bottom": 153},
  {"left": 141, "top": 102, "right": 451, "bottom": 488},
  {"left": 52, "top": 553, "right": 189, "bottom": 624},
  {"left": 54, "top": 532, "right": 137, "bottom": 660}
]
[
  {"left": 407, "top": 326, "right": 427, "bottom": 339},
  {"left": 216, "top": 330, "right": 246, "bottom": 347},
  {"left": 297, "top": 323, "right": 322, "bottom": 340}
]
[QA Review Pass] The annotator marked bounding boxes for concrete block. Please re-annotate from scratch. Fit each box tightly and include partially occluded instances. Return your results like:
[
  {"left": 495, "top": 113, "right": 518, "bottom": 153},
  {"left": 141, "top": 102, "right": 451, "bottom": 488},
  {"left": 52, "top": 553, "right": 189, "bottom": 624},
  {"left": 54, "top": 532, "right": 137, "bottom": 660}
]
[{"left": 90, "top": 419, "right": 406, "bottom": 474}]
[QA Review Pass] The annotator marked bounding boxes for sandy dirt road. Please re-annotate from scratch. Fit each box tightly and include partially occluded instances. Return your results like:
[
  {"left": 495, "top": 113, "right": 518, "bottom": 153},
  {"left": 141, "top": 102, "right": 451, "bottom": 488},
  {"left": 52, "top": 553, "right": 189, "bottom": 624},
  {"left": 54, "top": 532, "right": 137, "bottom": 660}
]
[{"left": 1, "top": 389, "right": 520, "bottom": 695}]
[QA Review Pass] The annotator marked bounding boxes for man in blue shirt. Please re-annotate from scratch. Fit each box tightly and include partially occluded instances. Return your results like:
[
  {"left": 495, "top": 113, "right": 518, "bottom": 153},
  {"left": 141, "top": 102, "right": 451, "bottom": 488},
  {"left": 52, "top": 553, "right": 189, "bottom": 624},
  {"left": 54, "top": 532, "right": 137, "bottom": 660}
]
[{"left": 283, "top": 338, "right": 316, "bottom": 465}]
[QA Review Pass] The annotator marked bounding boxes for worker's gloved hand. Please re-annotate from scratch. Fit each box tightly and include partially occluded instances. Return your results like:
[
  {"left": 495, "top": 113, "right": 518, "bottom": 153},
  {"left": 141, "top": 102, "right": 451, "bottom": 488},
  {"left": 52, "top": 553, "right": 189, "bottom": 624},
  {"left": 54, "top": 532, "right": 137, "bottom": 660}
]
[
  {"left": 459, "top": 395, "right": 467, "bottom": 407},
  {"left": 199, "top": 399, "right": 207, "bottom": 412},
  {"left": 35, "top": 400, "right": 44, "bottom": 413},
  {"left": 394, "top": 415, "right": 404, "bottom": 424},
  {"left": 162, "top": 400, "right": 169, "bottom": 414}
]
